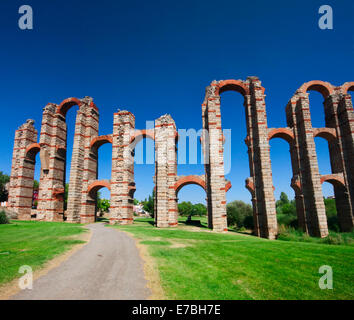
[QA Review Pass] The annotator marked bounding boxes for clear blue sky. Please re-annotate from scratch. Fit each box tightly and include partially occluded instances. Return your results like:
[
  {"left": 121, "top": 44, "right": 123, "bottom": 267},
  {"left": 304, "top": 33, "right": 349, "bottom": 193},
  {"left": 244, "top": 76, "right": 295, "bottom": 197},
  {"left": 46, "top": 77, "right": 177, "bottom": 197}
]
[{"left": 0, "top": 0, "right": 353, "bottom": 203}]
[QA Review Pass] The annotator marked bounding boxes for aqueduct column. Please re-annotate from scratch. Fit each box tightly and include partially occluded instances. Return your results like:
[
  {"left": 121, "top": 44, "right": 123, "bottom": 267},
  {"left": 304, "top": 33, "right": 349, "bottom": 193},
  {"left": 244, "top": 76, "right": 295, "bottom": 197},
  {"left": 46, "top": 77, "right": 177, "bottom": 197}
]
[
  {"left": 36, "top": 103, "right": 66, "bottom": 221},
  {"left": 78, "top": 107, "right": 100, "bottom": 223},
  {"left": 66, "top": 97, "right": 98, "bottom": 223},
  {"left": 202, "top": 84, "right": 228, "bottom": 232},
  {"left": 110, "top": 110, "right": 135, "bottom": 225},
  {"left": 246, "top": 77, "right": 277, "bottom": 239},
  {"left": 8, "top": 120, "right": 38, "bottom": 220},
  {"left": 154, "top": 115, "right": 178, "bottom": 227},
  {"left": 288, "top": 92, "right": 328, "bottom": 237},
  {"left": 337, "top": 89, "right": 354, "bottom": 230}
]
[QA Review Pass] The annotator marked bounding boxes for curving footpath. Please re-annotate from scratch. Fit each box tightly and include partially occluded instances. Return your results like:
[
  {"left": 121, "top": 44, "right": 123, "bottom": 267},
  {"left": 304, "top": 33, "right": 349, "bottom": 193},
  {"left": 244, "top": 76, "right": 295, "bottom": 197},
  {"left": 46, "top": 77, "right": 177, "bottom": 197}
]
[{"left": 11, "top": 223, "right": 151, "bottom": 300}]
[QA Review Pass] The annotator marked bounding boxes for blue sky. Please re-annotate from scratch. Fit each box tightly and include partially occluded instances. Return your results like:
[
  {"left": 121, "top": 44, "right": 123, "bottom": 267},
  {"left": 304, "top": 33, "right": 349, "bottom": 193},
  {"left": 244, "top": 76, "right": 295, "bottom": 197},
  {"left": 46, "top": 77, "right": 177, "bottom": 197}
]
[{"left": 0, "top": 0, "right": 353, "bottom": 203}]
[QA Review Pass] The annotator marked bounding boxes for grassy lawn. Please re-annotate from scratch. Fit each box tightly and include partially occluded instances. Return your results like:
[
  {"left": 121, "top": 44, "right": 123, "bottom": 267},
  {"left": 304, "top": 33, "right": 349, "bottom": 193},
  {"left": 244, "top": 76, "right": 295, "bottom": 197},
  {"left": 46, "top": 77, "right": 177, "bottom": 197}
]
[
  {"left": 0, "top": 220, "right": 86, "bottom": 286},
  {"left": 112, "top": 217, "right": 354, "bottom": 300}
]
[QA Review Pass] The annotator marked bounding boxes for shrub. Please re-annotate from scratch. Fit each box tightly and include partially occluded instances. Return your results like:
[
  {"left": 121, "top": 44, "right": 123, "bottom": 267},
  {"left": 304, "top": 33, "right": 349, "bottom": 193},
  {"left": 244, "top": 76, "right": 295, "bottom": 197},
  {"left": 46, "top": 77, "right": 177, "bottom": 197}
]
[
  {"left": 0, "top": 210, "right": 9, "bottom": 224},
  {"left": 226, "top": 200, "right": 253, "bottom": 229}
]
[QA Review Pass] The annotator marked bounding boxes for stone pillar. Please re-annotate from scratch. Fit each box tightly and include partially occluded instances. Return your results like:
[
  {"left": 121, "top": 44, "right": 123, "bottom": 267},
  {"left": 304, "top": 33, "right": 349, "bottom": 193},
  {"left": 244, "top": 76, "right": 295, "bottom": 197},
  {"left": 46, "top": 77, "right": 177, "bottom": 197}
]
[
  {"left": 337, "top": 93, "right": 354, "bottom": 230},
  {"left": 202, "top": 84, "right": 228, "bottom": 232},
  {"left": 110, "top": 110, "right": 135, "bottom": 225},
  {"left": 292, "top": 93, "right": 328, "bottom": 237},
  {"left": 154, "top": 115, "right": 178, "bottom": 227},
  {"left": 285, "top": 103, "right": 308, "bottom": 232},
  {"left": 8, "top": 120, "right": 38, "bottom": 220},
  {"left": 79, "top": 103, "right": 99, "bottom": 224},
  {"left": 66, "top": 97, "right": 98, "bottom": 223},
  {"left": 36, "top": 104, "right": 66, "bottom": 222},
  {"left": 247, "top": 77, "right": 277, "bottom": 239},
  {"left": 201, "top": 101, "right": 213, "bottom": 229}
]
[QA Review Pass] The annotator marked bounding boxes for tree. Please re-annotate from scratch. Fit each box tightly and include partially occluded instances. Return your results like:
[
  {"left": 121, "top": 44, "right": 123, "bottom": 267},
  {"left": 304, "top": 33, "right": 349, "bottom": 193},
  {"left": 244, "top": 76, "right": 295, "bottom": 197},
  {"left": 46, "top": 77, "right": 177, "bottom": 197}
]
[
  {"left": 276, "top": 191, "right": 290, "bottom": 208},
  {"left": 97, "top": 198, "right": 110, "bottom": 212},
  {"left": 226, "top": 200, "right": 253, "bottom": 229},
  {"left": 178, "top": 201, "right": 194, "bottom": 216},
  {"left": 142, "top": 189, "right": 155, "bottom": 217},
  {"left": 64, "top": 183, "right": 69, "bottom": 210},
  {"left": 193, "top": 203, "right": 207, "bottom": 216},
  {"left": 0, "top": 171, "right": 10, "bottom": 202},
  {"left": 33, "top": 180, "right": 39, "bottom": 189}
]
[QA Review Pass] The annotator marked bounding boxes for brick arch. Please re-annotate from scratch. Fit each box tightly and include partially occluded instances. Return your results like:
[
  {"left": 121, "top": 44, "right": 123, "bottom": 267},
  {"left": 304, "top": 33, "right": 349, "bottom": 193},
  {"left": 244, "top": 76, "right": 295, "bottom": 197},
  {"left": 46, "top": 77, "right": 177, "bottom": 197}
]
[
  {"left": 298, "top": 80, "right": 334, "bottom": 99},
  {"left": 25, "top": 143, "right": 40, "bottom": 161},
  {"left": 90, "top": 135, "right": 113, "bottom": 151},
  {"left": 129, "top": 129, "right": 155, "bottom": 145},
  {"left": 320, "top": 174, "right": 345, "bottom": 188},
  {"left": 174, "top": 175, "right": 206, "bottom": 195},
  {"left": 57, "top": 98, "right": 82, "bottom": 117},
  {"left": 87, "top": 180, "right": 111, "bottom": 197},
  {"left": 313, "top": 127, "right": 337, "bottom": 142},
  {"left": 268, "top": 128, "right": 294, "bottom": 144},
  {"left": 341, "top": 82, "right": 354, "bottom": 95},
  {"left": 215, "top": 80, "right": 250, "bottom": 96}
]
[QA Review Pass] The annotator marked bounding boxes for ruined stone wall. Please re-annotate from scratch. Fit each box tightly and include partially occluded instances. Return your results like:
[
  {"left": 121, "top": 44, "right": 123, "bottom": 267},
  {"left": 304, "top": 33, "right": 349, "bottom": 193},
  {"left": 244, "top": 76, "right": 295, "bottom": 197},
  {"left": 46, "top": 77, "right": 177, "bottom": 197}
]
[
  {"left": 8, "top": 79, "right": 354, "bottom": 239},
  {"left": 8, "top": 120, "right": 38, "bottom": 220}
]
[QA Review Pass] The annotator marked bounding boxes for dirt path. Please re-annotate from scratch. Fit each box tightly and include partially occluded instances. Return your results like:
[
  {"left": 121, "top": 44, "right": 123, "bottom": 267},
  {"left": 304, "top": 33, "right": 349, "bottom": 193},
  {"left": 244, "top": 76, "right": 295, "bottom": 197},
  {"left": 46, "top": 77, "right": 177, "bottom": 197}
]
[{"left": 11, "top": 223, "right": 151, "bottom": 300}]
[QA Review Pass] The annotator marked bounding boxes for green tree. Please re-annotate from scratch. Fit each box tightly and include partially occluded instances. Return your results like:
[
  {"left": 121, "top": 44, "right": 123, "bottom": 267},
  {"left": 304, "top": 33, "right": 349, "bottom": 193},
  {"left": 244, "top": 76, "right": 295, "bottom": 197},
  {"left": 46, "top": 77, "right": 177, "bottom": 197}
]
[
  {"left": 0, "top": 171, "right": 10, "bottom": 202},
  {"left": 324, "top": 197, "right": 339, "bottom": 231},
  {"left": 97, "top": 198, "right": 110, "bottom": 212},
  {"left": 276, "top": 192, "right": 297, "bottom": 227},
  {"left": 64, "top": 183, "right": 69, "bottom": 210},
  {"left": 226, "top": 200, "right": 253, "bottom": 229},
  {"left": 142, "top": 189, "right": 155, "bottom": 217},
  {"left": 178, "top": 201, "right": 194, "bottom": 216},
  {"left": 193, "top": 203, "right": 207, "bottom": 216},
  {"left": 33, "top": 180, "right": 39, "bottom": 189}
]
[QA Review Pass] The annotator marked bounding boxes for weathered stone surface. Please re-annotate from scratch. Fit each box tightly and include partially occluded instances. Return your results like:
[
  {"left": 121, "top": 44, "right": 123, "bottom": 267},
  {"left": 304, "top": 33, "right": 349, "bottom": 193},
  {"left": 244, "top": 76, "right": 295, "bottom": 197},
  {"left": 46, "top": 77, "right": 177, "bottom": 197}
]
[{"left": 7, "top": 79, "right": 354, "bottom": 239}]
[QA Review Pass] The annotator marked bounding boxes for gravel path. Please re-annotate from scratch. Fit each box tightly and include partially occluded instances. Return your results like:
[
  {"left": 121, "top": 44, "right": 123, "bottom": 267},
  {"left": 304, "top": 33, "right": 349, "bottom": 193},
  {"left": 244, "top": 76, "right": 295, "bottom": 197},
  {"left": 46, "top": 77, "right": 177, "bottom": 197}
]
[{"left": 12, "top": 223, "right": 151, "bottom": 300}]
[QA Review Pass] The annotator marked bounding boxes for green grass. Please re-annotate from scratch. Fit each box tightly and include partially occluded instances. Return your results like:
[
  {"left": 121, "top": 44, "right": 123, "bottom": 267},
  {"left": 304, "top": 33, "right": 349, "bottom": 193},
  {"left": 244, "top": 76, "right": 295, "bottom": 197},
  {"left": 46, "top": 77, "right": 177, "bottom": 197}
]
[
  {"left": 112, "top": 218, "right": 354, "bottom": 300},
  {"left": 0, "top": 220, "right": 86, "bottom": 286}
]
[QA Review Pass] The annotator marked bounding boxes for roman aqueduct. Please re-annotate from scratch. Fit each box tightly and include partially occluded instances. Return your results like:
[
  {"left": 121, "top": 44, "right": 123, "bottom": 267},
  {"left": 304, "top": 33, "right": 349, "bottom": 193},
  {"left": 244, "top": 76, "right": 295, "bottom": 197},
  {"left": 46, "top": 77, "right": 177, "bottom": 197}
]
[{"left": 7, "top": 77, "right": 354, "bottom": 239}]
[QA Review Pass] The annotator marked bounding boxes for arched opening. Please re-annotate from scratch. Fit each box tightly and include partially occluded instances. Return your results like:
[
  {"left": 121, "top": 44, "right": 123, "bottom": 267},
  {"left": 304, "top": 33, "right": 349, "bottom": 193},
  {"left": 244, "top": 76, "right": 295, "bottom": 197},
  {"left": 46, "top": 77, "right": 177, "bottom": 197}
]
[
  {"left": 307, "top": 90, "right": 326, "bottom": 128},
  {"left": 24, "top": 143, "right": 40, "bottom": 218},
  {"left": 342, "top": 82, "right": 354, "bottom": 107},
  {"left": 61, "top": 100, "right": 80, "bottom": 187},
  {"left": 175, "top": 176, "right": 207, "bottom": 227},
  {"left": 321, "top": 175, "right": 353, "bottom": 232},
  {"left": 177, "top": 128, "right": 204, "bottom": 183},
  {"left": 90, "top": 135, "right": 113, "bottom": 203},
  {"left": 269, "top": 137, "right": 296, "bottom": 228},
  {"left": 218, "top": 90, "right": 250, "bottom": 206},
  {"left": 130, "top": 131, "right": 155, "bottom": 217},
  {"left": 84, "top": 180, "right": 111, "bottom": 223}
]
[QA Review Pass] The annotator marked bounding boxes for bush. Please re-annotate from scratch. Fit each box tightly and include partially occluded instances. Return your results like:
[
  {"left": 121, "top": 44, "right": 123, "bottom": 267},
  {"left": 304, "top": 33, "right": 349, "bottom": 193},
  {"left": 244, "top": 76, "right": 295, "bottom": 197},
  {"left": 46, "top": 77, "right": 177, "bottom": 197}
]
[
  {"left": 277, "top": 224, "right": 354, "bottom": 246},
  {"left": 226, "top": 200, "right": 253, "bottom": 229},
  {"left": 0, "top": 210, "right": 9, "bottom": 224},
  {"left": 178, "top": 202, "right": 207, "bottom": 216}
]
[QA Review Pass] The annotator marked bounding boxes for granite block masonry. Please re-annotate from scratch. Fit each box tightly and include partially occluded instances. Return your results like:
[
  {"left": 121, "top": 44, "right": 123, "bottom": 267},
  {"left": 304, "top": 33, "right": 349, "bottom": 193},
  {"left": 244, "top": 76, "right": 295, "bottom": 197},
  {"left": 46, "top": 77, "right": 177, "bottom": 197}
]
[{"left": 7, "top": 78, "right": 354, "bottom": 239}]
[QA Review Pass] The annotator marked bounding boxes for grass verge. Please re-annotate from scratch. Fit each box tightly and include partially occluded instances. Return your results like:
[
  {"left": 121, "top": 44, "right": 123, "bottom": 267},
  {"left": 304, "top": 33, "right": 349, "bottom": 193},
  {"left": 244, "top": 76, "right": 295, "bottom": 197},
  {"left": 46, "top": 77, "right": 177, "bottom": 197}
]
[
  {"left": 111, "top": 217, "right": 354, "bottom": 300},
  {"left": 0, "top": 220, "right": 87, "bottom": 286}
]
